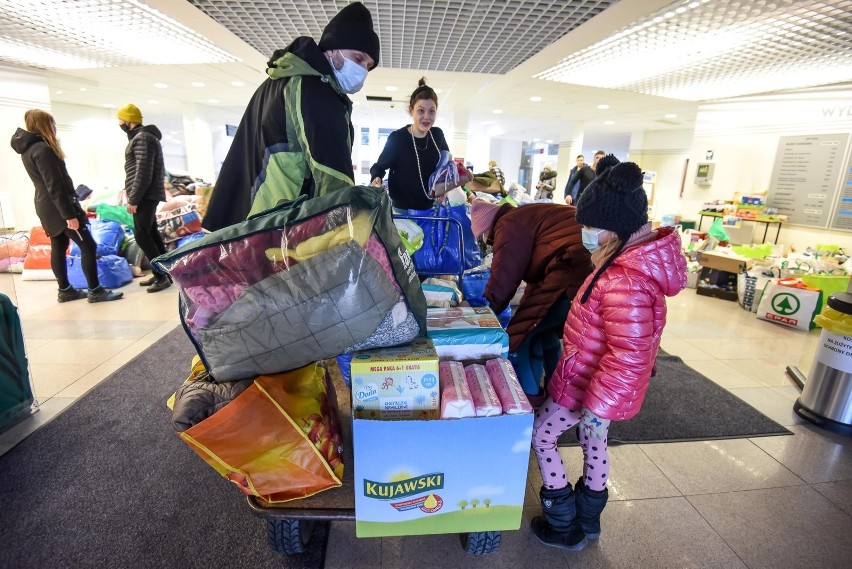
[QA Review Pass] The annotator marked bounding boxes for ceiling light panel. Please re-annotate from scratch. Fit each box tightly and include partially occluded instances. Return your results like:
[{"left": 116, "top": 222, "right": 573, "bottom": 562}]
[
  {"left": 0, "top": 0, "right": 238, "bottom": 70},
  {"left": 189, "top": 0, "right": 619, "bottom": 74},
  {"left": 535, "top": 0, "right": 852, "bottom": 101}
]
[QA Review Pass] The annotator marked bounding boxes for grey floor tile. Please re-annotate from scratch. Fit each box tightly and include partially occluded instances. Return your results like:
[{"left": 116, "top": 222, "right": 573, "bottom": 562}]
[
  {"left": 750, "top": 424, "right": 852, "bottom": 483},
  {"left": 727, "top": 386, "right": 807, "bottom": 426},
  {"left": 550, "top": 445, "right": 682, "bottom": 501},
  {"left": 564, "top": 497, "right": 746, "bottom": 568},
  {"left": 640, "top": 439, "right": 804, "bottom": 495},
  {"left": 812, "top": 480, "right": 852, "bottom": 515},
  {"left": 689, "top": 485, "right": 852, "bottom": 569},
  {"left": 22, "top": 318, "right": 166, "bottom": 340},
  {"left": 375, "top": 507, "right": 565, "bottom": 568},
  {"left": 325, "top": 520, "right": 383, "bottom": 569}
]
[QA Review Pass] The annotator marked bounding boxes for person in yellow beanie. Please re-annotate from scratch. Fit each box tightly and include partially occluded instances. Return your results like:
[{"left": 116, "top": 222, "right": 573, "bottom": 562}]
[
  {"left": 202, "top": 2, "right": 380, "bottom": 230},
  {"left": 116, "top": 103, "right": 170, "bottom": 292}
]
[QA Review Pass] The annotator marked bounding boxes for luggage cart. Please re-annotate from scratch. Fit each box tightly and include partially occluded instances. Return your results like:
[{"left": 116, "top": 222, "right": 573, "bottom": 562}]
[
  {"left": 245, "top": 218, "right": 502, "bottom": 555},
  {"left": 244, "top": 366, "right": 503, "bottom": 556}
]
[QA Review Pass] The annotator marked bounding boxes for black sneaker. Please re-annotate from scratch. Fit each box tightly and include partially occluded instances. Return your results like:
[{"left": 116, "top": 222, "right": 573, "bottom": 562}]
[
  {"left": 139, "top": 275, "right": 157, "bottom": 287},
  {"left": 88, "top": 286, "right": 124, "bottom": 303},
  {"left": 57, "top": 287, "right": 87, "bottom": 303},
  {"left": 147, "top": 275, "right": 172, "bottom": 293}
]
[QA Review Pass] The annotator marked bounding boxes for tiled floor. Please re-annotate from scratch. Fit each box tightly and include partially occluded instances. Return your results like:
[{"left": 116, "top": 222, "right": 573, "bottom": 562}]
[{"left": 2, "top": 274, "right": 851, "bottom": 568}]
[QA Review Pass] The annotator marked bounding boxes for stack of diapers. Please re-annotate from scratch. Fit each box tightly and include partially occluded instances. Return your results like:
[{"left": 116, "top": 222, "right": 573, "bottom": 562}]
[
  {"left": 465, "top": 364, "right": 502, "bottom": 417},
  {"left": 421, "top": 277, "right": 462, "bottom": 308},
  {"left": 439, "top": 361, "right": 474, "bottom": 418},
  {"left": 485, "top": 358, "right": 533, "bottom": 415},
  {"left": 427, "top": 306, "right": 509, "bottom": 360}
]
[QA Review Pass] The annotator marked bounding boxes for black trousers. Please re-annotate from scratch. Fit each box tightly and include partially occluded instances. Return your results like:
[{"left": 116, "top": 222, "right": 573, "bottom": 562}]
[
  {"left": 133, "top": 200, "right": 167, "bottom": 275},
  {"left": 50, "top": 223, "right": 99, "bottom": 290}
]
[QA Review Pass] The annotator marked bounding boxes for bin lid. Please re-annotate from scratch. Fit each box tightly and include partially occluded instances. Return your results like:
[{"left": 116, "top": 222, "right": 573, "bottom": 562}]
[{"left": 827, "top": 292, "right": 852, "bottom": 315}]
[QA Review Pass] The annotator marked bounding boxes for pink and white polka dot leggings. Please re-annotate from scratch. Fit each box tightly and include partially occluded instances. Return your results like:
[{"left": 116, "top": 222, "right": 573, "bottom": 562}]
[{"left": 532, "top": 397, "right": 611, "bottom": 492}]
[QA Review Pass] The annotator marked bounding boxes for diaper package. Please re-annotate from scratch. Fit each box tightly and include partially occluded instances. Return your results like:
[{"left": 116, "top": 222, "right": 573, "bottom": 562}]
[
  {"left": 439, "top": 360, "right": 475, "bottom": 419},
  {"left": 485, "top": 358, "right": 533, "bottom": 415},
  {"left": 427, "top": 306, "right": 509, "bottom": 361},
  {"left": 464, "top": 363, "right": 501, "bottom": 417}
]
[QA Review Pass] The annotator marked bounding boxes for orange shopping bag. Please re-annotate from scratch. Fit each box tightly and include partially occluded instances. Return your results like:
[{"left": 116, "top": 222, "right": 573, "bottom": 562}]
[{"left": 179, "top": 362, "right": 344, "bottom": 504}]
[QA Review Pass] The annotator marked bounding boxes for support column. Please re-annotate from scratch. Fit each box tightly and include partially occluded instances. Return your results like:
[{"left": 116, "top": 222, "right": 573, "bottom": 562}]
[
  {"left": 181, "top": 102, "right": 216, "bottom": 183},
  {"left": 556, "top": 130, "right": 585, "bottom": 203}
]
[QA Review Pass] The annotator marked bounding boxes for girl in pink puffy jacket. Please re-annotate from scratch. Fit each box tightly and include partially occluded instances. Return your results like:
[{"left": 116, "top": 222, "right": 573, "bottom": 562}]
[{"left": 530, "top": 155, "right": 687, "bottom": 551}]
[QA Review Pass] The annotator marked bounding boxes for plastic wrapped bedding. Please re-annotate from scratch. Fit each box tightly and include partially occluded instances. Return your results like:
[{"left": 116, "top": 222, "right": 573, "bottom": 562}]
[
  {"left": 485, "top": 358, "right": 533, "bottom": 415},
  {"left": 152, "top": 186, "right": 428, "bottom": 381},
  {"left": 464, "top": 363, "right": 501, "bottom": 417},
  {"left": 439, "top": 360, "right": 475, "bottom": 418},
  {"left": 426, "top": 306, "right": 509, "bottom": 361}
]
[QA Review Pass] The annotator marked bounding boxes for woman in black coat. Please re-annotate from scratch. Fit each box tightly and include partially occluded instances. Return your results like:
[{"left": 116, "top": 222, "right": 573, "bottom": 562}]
[{"left": 11, "top": 109, "right": 123, "bottom": 303}]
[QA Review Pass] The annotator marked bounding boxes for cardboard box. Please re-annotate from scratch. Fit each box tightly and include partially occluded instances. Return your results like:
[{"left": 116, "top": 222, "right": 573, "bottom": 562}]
[
  {"left": 426, "top": 306, "right": 509, "bottom": 360},
  {"left": 697, "top": 250, "right": 753, "bottom": 274},
  {"left": 353, "top": 412, "right": 533, "bottom": 537},
  {"left": 351, "top": 338, "right": 440, "bottom": 420}
]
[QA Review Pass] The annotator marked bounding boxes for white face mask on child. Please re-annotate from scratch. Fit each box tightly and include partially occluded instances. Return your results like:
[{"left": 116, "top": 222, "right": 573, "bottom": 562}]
[
  {"left": 581, "top": 227, "right": 605, "bottom": 253},
  {"left": 331, "top": 51, "right": 367, "bottom": 94}
]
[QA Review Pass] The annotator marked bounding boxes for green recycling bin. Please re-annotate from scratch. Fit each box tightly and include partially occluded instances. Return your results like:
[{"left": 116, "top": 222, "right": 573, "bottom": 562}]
[{"left": 794, "top": 292, "right": 852, "bottom": 436}]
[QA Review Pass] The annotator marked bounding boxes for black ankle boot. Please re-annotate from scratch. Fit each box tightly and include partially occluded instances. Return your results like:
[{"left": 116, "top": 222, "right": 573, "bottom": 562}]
[
  {"left": 530, "top": 485, "right": 588, "bottom": 551},
  {"left": 575, "top": 477, "right": 609, "bottom": 539},
  {"left": 147, "top": 274, "right": 172, "bottom": 293},
  {"left": 139, "top": 275, "right": 157, "bottom": 286}
]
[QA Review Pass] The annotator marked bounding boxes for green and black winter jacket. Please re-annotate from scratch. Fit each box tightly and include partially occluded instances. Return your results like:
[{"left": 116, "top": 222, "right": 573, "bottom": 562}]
[{"left": 203, "top": 37, "right": 356, "bottom": 230}]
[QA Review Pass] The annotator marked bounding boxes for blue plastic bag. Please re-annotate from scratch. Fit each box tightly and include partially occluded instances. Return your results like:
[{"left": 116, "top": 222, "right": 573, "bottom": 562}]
[
  {"left": 336, "top": 353, "right": 353, "bottom": 387},
  {"left": 176, "top": 232, "right": 206, "bottom": 249},
  {"left": 70, "top": 219, "right": 124, "bottom": 257},
  {"left": 407, "top": 202, "right": 481, "bottom": 276},
  {"left": 461, "top": 268, "right": 490, "bottom": 306},
  {"left": 66, "top": 254, "right": 133, "bottom": 289}
]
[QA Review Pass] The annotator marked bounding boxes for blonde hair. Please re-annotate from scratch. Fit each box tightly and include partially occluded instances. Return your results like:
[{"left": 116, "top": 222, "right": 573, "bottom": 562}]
[{"left": 24, "top": 109, "right": 64, "bottom": 160}]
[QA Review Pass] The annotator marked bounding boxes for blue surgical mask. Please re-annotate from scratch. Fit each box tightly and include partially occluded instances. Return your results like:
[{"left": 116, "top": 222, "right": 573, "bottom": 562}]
[
  {"left": 332, "top": 51, "right": 367, "bottom": 94},
  {"left": 581, "top": 227, "right": 604, "bottom": 253}
]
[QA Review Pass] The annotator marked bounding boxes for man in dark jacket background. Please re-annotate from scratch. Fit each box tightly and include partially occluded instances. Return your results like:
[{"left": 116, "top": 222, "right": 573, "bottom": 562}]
[
  {"left": 117, "top": 102, "right": 170, "bottom": 292},
  {"left": 202, "top": 1, "right": 380, "bottom": 230},
  {"left": 470, "top": 200, "right": 593, "bottom": 402},
  {"left": 564, "top": 150, "right": 605, "bottom": 205}
]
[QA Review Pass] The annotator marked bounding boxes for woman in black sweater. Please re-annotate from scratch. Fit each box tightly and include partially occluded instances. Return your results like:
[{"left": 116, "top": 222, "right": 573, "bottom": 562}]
[
  {"left": 10, "top": 110, "right": 123, "bottom": 303},
  {"left": 370, "top": 78, "right": 451, "bottom": 210}
]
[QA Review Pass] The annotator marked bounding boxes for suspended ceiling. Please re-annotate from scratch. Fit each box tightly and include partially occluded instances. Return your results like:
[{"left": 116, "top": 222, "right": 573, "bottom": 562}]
[{"left": 1, "top": 0, "right": 850, "bottom": 142}]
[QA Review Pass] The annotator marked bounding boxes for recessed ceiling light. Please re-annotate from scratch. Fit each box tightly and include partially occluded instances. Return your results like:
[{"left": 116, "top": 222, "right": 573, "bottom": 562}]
[
  {"left": 665, "top": 113, "right": 678, "bottom": 119},
  {"left": 170, "top": 131, "right": 178, "bottom": 135},
  {"left": 79, "top": 87, "right": 87, "bottom": 92},
  {"left": 208, "top": 98, "right": 220, "bottom": 104},
  {"left": 434, "top": 88, "right": 442, "bottom": 94},
  {"left": 231, "top": 81, "right": 245, "bottom": 87},
  {"left": 385, "top": 86, "right": 398, "bottom": 91},
  {"left": 530, "top": 96, "right": 542, "bottom": 102},
  {"left": 597, "top": 104, "right": 609, "bottom": 110},
  {"left": 191, "top": 82, "right": 205, "bottom": 88},
  {"left": 604, "top": 120, "right": 615, "bottom": 125},
  {"left": 532, "top": 138, "right": 540, "bottom": 142},
  {"left": 545, "top": 139, "right": 553, "bottom": 143},
  {"left": 154, "top": 83, "right": 168, "bottom": 89},
  {"left": 147, "top": 99, "right": 159, "bottom": 104},
  {"left": 102, "top": 103, "right": 114, "bottom": 108},
  {"left": 492, "top": 109, "right": 503, "bottom": 114},
  {"left": 55, "top": 90, "right": 63, "bottom": 95}
]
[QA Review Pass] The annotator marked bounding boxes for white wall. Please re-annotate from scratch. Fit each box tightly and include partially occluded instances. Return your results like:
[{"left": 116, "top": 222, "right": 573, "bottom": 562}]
[
  {"left": 489, "top": 138, "right": 523, "bottom": 187},
  {"left": 629, "top": 87, "right": 852, "bottom": 251},
  {"left": 683, "top": 87, "right": 852, "bottom": 250},
  {"left": 0, "top": 66, "right": 51, "bottom": 230}
]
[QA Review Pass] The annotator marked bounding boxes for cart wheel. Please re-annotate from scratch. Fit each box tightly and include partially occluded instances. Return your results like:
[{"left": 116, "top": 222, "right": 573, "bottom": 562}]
[
  {"left": 460, "top": 531, "right": 501, "bottom": 555},
  {"left": 267, "top": 518, "right": 315, "bottom": 554}
]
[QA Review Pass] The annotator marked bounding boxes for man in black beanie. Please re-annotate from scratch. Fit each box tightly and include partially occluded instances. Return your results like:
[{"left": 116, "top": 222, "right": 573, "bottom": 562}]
[{"left": 203, "top": 2, "right": 381, "bottom": 229}]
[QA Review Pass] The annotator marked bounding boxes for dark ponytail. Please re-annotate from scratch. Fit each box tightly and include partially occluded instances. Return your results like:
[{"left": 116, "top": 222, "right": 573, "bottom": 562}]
[{"left": 409, "top": 77, "right": 438, "bottom": 110}]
